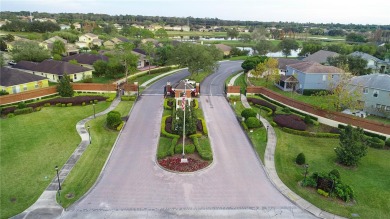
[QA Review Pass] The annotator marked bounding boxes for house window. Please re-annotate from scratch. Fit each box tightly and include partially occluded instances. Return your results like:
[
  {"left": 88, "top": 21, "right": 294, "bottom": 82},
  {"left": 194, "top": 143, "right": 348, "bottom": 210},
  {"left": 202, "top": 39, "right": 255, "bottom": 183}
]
[
  {"left": 35, "top": 83, "right": 38, "bottom": 88},
  {"left": 363, "top": 87, "right": 369, "bottom": 94},
  {"left": 382, "top": 105, "right": 386, "bottom": 110},
  {"left": 386, "top": 106, "right": 390, "bottom": 111},
  {"left": 322, "top": 75, "right": 327, "bottom": 81},
  {"left": 373, "top": 90, "right": 379, "bottom": 97},
  {"left": 331, "top": 74, "right": 335, "bottom": 79},
  {"left": 53, "top": 75, "right": 55, "bottom": 80},
  {"left": 24, "top": 85, "right": 27, "bottom": 91},
  {"left": 376, "top": 104, "right": 381, "bottom": 109},
  {"left": 74, "top": 74, "right": 77, "bottom": 80}
]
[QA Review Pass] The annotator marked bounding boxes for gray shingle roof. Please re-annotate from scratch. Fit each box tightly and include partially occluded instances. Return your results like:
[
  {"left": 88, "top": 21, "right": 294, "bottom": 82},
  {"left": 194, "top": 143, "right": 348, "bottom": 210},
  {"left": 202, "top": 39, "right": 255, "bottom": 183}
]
[
  {"left": 302, "top": 50, "right": 339, "bottom": 64},
  {"left": 62, "top": 53, "right": 108, "bottom": 65},
  {"left": 350, "top": 73, "right": 390, "bottom": 92},
  {"left": 287, "top": 61, "right": 344, "bottom": 74},
  {"left": 13, "top": 60, "right": 91, "bottom": 75},
  {"left": 349, "top": 51, "right": 385, "bottom": 63},
  {"left": 0, "top": 67, "right": 46, "bottom": 86},
  {"left": 277, "top": 58, "right": 303, "bottom": 70}
]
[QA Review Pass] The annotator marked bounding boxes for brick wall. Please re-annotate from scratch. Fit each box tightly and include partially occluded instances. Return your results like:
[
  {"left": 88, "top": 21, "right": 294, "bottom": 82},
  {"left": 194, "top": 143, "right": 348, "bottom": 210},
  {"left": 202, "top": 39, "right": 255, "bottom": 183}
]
[
  {"left": 247, "top": 86, "right": 390, "bottom": 135},
  {"left": 227, "top": 86, "right": 241, "bottom": 94},
  {"left": 72, "top": 83, "right": 117, "bottom": 91},
  {"left": 0, "top": 87, "right": 57, "bottom": 105}
]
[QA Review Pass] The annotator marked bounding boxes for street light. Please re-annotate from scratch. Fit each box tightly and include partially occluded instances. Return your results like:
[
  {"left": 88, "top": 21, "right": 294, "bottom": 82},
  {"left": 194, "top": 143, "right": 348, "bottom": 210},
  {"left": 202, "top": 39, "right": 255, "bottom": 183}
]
[
  {"left": 87, "top": 125, "right": 91, "bottom": 144},
  {"left": 93, "top": 103, "right": 96, "bottom": 118},
  {"left": 55, "top": 166, "right": 61, "bottom": 191},
  {"left": 266, "top": 125, "right": 269, "bottom": 141},
  {"left": 304, "top": 164, "right": 309, "bottom": 185}
]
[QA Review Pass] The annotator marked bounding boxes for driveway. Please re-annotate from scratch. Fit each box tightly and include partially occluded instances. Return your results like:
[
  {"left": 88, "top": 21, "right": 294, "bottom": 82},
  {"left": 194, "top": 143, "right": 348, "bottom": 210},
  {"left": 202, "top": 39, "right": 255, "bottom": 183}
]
[{"left": 62, "top": 61, "right": 314, "bottom": 218}]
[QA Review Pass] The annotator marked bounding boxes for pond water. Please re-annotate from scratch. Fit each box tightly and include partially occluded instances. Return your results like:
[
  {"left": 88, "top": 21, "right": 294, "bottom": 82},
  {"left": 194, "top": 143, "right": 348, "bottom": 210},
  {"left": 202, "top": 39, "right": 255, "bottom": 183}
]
[
  {"left": 237, "top": 47, "right": 301, "bottom": 57},
  {"left": 169, "top": 36, "right": 238, "bottom": 41}
]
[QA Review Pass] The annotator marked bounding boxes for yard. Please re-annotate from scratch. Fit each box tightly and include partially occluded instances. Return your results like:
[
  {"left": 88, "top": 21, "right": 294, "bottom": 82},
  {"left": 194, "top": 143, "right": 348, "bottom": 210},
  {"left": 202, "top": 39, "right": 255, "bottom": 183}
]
[
  {"left": 58, "top": 100, "right": 134, "bottom": 208},
  {"left": 275, "top": 129, "right": 390, "bottom": 218},
  {"left": 0, "top": 101, "right": 111, "bottom": 218}
]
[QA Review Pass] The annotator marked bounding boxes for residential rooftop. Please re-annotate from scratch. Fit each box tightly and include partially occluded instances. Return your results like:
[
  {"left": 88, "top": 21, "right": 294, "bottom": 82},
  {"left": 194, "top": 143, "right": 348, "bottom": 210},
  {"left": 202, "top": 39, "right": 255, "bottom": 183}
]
[
  {"left": 0, "top": 67, "right": 46, "bottom": 86},
  {"left": 287, "top": 61, "right": 344, "bottom": 73}
]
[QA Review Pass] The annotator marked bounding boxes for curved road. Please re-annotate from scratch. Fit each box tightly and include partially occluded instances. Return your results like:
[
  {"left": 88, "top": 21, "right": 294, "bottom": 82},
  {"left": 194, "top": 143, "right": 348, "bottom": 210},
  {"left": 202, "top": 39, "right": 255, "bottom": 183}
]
[{"left": 62, "top": 61, "right": 314, "bottom": 218}]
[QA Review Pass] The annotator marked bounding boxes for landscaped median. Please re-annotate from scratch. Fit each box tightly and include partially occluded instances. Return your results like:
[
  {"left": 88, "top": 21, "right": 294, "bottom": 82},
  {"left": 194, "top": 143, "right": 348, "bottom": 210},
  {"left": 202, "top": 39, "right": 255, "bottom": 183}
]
[
  {"left": 157, "top": 98, "right": 212, "bottom": 172},
  {"left": 0, "top": 96, "right": 116, "bottom": 218}
]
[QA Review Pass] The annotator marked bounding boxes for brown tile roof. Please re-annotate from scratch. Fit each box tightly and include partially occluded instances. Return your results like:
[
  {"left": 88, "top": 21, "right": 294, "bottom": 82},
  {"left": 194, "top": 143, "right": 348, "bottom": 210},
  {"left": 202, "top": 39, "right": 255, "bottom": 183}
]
[
  {"left": 287, "top": 61, "right": 344, "bottom": 74},
  {"left": 13, "top": 60, "right": 91, "bottom": 75},
  {"left": 280, "top": 75, "right": 298, "bottom": 82},
  {"left": 214, "top": 44, "right": 232, "bottom": 52},
  {"left": 0, "top": 67, "right": 46, "bottom": 86},
  {"left": 62, "top": 53, "right": 108, "bottom": 65},
  {"left": 173, "top": 80, "right": 195, "bottom": 90},
  {"left": 276, "top": 58, "right": 303, "bottom": 70},
  {"left": 302, "top": 50, "right": 339, "bottom": 63}
]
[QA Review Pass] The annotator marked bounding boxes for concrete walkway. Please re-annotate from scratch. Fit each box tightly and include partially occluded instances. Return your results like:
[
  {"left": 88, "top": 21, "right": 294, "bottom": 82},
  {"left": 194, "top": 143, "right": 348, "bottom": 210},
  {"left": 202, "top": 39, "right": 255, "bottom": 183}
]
[
  {"left": 12, "top": 98, "right": 121, "bottom": 219},
  {"left": 240, "top": 94, "right": 346, "bottom": 219},
  {"left": 228, "top": 71, "right": 244, "bottom": 86}
]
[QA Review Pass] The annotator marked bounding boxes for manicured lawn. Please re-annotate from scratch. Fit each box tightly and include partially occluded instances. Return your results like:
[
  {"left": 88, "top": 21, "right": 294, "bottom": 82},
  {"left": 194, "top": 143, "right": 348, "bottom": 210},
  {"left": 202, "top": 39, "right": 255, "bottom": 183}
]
[
  {"left": 274, "top": 129, "right": 390, "bottom": 218},
  {"left": 365, "top": 115, "right": 390, "bottom": 125},
  {"left": 247, "top": 128, "right": 267, "bottom": 163},
  {"left": 188, "top": 71, "right": 211, "bottom": 83},
  {"left": 233, "top": 73, "right": 247, "bottom": 94},
  {"left": 58, "top": 101, "right": 134, "bottom": 208},
  {"left": 0, "top": 101, "right": 111, "bottom": 219}
]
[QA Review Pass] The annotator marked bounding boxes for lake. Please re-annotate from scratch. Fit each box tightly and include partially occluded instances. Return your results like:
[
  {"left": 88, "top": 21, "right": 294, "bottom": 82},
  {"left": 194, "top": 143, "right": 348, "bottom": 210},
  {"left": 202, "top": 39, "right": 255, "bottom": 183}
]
[{"left": 237, "top": 47, "right": 301, "bottom": 57}]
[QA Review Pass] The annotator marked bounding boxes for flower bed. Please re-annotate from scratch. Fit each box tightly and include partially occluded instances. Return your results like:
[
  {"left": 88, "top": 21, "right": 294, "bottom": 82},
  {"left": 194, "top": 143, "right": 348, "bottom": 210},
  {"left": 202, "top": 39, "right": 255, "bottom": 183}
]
[
  {"left": 274, "top": 114, "right": 307, "bottom": 131},
  {"left": 158, "top": 156, "right": 209, "bottom": 172},
  {"left": 247, "top": 97, "right": 277, "bottom": 111}
]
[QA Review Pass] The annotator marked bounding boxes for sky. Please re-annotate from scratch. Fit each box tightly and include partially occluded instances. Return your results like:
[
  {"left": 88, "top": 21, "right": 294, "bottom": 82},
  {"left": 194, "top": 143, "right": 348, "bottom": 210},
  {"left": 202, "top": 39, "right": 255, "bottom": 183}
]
[{"left": 1, "top": 0, "right": 389, "bottom": 25}]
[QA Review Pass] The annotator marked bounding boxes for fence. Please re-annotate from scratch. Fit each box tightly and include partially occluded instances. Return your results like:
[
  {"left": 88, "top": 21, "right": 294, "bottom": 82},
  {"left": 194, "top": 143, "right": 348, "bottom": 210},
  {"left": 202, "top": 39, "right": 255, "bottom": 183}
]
[{"left": 247, "top": 86, "right": 390, "bottom": 136}]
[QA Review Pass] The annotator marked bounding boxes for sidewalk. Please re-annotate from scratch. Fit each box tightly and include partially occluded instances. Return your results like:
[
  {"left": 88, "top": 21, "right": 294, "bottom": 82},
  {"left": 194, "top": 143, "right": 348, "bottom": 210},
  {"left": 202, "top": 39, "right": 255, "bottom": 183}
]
[
  {"left": 12, "top": 98, "right": 121, "bottom": 219},
  {"left": 241, "top": 94, "right": 346, "bottom": 219}
]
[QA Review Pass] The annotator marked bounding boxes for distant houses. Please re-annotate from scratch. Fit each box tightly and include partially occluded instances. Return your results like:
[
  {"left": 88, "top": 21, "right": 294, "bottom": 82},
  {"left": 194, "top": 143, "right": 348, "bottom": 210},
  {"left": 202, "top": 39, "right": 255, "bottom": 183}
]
[
  {"left": 62, "top": 53, "right": 109, "bottom": 68},
  {"left": 349, "top": 51, "right": 390, "bottom": 74},
  {"left": 302, "top": 50, "right": 339, "bottom": 65}
]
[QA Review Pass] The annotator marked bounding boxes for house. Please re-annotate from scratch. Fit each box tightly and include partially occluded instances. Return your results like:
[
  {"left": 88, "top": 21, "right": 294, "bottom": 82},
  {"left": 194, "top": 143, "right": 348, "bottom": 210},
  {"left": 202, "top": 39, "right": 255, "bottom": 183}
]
[
  {"left": 276, "top": 58, "right": 303, "bottom": 75},
  {"left": 62, "top": 53, "right": 108, "bottom": 69},
  {"left": 77, "top": 33, "right": 102, "bottom": 48},
  {"left": 275, "top": 75, "right": 300, "bottom": 92},
  {"left": 13, "top": 60, "right": 93, "bottom": 82},
  {"left": 131, "top": 24, "right": 144, "bottom": 29},
  {"left": 113, "top": 23, "right": 123, "bottom": 30},
  {"left": 60, "top": 24, "right": 70, "bottom": 30},
  {"left": 73, "top": 22, "right": 81, "bottom": 30},
  {"left": 349, "top": 74, "right": 390, "bottom": 118},
  {"left": 302, "top": 50, "right": 339, "bottom": 64},
  {"left": 103, "top": 40, "right": 116, "bottom": 50},
  {"left": 131, "top": 50, "right": 148, "bottom": 69},
  {"left": 349, "top": 51, "right": 389, "bottom": 73},
  {"left": 285, "top": 61, "right": 345, "bottom": 92},
  {"left": 6, "top": 37, "right": 36, "bottom": 51},
  {"left": 0, "top": 67, "right": 49, "bottom": 94},
  {"left": 214, "top": 44, "right": 232, "bottom": 56},
  {"left": 103, "top": 37, "right": 130, "bottom": 49}
]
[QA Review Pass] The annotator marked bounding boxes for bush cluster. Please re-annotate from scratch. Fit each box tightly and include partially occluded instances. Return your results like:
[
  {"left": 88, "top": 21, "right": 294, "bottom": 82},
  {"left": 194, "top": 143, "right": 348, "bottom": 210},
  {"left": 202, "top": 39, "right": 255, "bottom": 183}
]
[
  {"left": 106, "top": 111, "right": 122, "bottom": 130},
  {"left": 192, "top": 136, "right": 213, "bottom": 160},
  {"left": 191, "top": 99, "right": 199, "bottom": 109},
  {"left": 14, "top": 107, "right": 33, "bottom": 115},
  {"left": 386, "top": 138, "right": 390, "bottom": 147},
  {"left": 367, "top": 137, "right": 385, "bottom": 149},
  {"left": 174, "top": 143, "right": 195, "bottom": 154},
  {"left": 121, "top": 96, "right": 136, "bottom": 101},
  {"left": 296, "top": 153, "right": 305, "bottom": 165},
  {"left": 241, "top": 108, "right": 257, "bottom": 120},
  {"left": 247, "top": 97, "right": 276, "bottom": 111},
  {"left": 245, "top": 117, "right": 261, "bottom": 129},
  {"left": 200, "top": 118, "right": 208, "bottom": 135},
  {"left": 281, "top": 127, "right": 340, "bottom": 138},
  {"left": 161, "top": 116, "right": 180, "bottom": 139},
  {"left": 274, "top": 114, "right": 307, "bottom": 131}
]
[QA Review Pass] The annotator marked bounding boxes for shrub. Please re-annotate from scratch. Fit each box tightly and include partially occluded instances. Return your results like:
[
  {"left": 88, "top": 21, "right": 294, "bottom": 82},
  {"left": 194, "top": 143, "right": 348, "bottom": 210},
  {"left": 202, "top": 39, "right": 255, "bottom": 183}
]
[
  {"left": 270, "top": 121, "right": 277, "bottom": 127},
  {"left": 274, "top": 114, "right": 307, "bottom": 131},
  {"left": 34, "top": 107, "right": 42, "bottom": 112},
  {"left": 14, "top": 107, "right": 33, "bottom": 115},
  {"left": 200, "top": 118, "right": 208, "bottom": 135},
  {"left": 121, "top": 96, "right": 136, "bottom": 101},
  {"left": 66, "top": 103, "right": 72, "bottom": 107},
  {"left": 82, "top": 102, "right": 86, "bottom": 106},
  {"left": 228, "top": 95, "right": 241, "bottom": 102},
  {"left": 192, "top": 99, "right": 199, "bottom": 109},
  {"left": 116, "top": 121, "right": 124, "bottom": 131},
  {"left": 301, "top": 177, "right": 317, "bottom": 187},
  {"left": 241, "top": 108, "right": 257, "bottom": 120},
  {"left": 317, "top": 189, "right": 329, "bottom": 197},
  {"left": 56, "top": 103, "right": 61, "bottom": 107},
  {"left": 304, "top": 115, "right": 313, "bottom": 124},
  {"left": 17, "top": 102, "right": 27, "bottom": 109},
  {"left": 44, "top": 103, "right": 51, "bottom": 107},
  {"left": 161, "top": 116, "right": 180, "bottom": 138},
  {"left": 106, "top": 96, "right": 115, "bottom": 102},
  {"left": 61, "top": 104, "right": 66, "bottom": 107},
  {"left": 329, "top": 169, "right": 341, "bottom": 180},
  {"left": 241, "top": 121, "right": 248, "bottom": 131},
  {"left": 245, "top": 117, "right": 261, "bottom": 129},
  {"left": 0, "top": 90, "right": 9, "bottom": 96},
  {"left": 106, "top": 111, "right": 122, "bottom": 130},
  {"left": 192, "top": 136, "right": 213, "bottom": 160},
  {"left": 334, "top": 183, "right": 354, "bottom": 202},
  {"left": 367, "top": 137, "right": 385, "bottom": 149},
  {"left": 247, "top": 97, "right": 277, "bottom": 111},
  {"left": 281, "top": 127, "right": 340, "bottom": 138},
  {"left": 174, "top": 144, "right": 195, "bottom": 154},
  {"left": 164, "top": 98, "right": 173, "bottom": 109},
  {"left": 282, "top": 107, "right": 291, "bottom": 114},
  {"left": 94, "top": 100, "right": 98, "bottom": 104},
  {"left": 7, "top": 113, "right": 15, "bottom": 118},
  {"left": 296, "top": 153, "right": 306, "bottom": 165},
  {"left": 386, "top": 138, "right": 390, "bottom": 147}
]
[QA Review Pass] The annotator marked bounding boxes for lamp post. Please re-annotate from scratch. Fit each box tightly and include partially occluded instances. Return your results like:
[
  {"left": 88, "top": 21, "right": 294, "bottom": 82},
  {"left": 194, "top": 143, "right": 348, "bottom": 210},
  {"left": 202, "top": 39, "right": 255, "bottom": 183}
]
[
  {"left": 304, "top": 164, "right": 309, "bottom": 184},
  {"left": 93, "top": 103, "right": 96, "bottom": 119},
  {"left": 87, "top": 125, "right": 91, "bottom": 144},
  {"left": 266, "top": 125, "right": 269, "bottom": 141},
  {"left": 55, "top": 166, "right": 61, "bottom": 192}
]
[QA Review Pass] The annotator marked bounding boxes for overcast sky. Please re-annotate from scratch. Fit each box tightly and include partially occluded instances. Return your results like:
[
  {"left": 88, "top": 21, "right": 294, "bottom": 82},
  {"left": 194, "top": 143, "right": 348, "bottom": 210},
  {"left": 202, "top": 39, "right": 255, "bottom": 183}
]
[{"left": 1, "top": 0, "right": 389, "bottom": 25}]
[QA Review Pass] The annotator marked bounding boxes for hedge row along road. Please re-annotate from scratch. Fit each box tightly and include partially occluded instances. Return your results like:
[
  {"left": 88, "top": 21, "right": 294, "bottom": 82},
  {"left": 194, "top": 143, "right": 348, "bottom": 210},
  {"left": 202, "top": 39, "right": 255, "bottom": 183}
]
[{"left": 62, "top": 61, "right": 314, "bottom": 218}]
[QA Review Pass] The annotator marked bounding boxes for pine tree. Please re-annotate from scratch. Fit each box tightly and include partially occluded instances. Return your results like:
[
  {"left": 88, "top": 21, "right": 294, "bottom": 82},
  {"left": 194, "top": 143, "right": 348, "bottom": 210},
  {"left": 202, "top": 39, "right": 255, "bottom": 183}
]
[
  {"left": 335, "top": 125, "right": 368, "bottom": 166},
  {"left": 57, "top": 73, "right": 74, "bottom": 97}
]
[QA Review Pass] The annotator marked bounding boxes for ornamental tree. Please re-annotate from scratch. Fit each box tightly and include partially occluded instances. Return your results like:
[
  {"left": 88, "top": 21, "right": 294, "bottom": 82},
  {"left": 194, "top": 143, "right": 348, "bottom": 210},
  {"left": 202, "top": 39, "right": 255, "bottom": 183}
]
[
  {"left": 57, "top": 73, "right": 74, "bottom": 97},
  {"left": 335, "top": 125, "right": 368, "bottom": 166}
]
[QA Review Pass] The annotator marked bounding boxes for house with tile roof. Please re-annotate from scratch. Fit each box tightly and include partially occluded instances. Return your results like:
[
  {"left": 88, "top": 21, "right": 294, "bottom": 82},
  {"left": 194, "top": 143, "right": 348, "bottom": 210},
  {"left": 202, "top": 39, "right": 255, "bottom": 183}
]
[
  {"left": 62, "top": 53, "right": 108, "bottom": 69},
  {"left": 302, "top": 50, "right": 339, "bottom": 64},
  {"left": 349, "top": 51, "right": 389, "bottom": 73},
  {"left": 349, "top": 74, "right": 390, "bottom": 118},
  {"left": 0, "top": 67, "right": 49, "bottom": 94},
  {"left": 77, "top": 33, "right": 102, "bottom": 48},
  {"left": 286, "top": 61, "right": 345, "bottom": 92},
  {"left": 40, "top": 36, "right": 79, "bottom": 56},
  {"left": 13, "top": 60, "right": 92, "bottom": 82},
  {"left": 131, "top": 50, "right": 148, "bottom": 69},
  {"left": 276, "top": 58, "right": 303, "bottom": 75},
  {"left": 103, "top": 37, "right": 130, "bottom": 50},
  {"left": 214, "top": 44, "right": 232, "bottom": 56}
]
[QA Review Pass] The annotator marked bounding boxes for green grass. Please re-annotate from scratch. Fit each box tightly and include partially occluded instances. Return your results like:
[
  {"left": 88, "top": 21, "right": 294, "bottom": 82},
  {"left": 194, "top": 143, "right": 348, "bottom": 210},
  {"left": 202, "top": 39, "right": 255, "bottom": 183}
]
[
  {"left": 234, "top": 73, "right": 247, "bottom": 94},
  {"left": 227, "top": 55, "right": 249, "bottom": 61},
  {"left": 58, "top": 101, "right": 134, "bottom": 208},
  {"left": 274, "top": 129, "right": 390, "bottom": 218},
  {"left": 365, "top": 115, "right": 390, "bottom": 125},
  {"left": 188, "top": 71, "right": 211, "bottom": 83},
  {"left": 247, "top": 128, "right": 267, "bottom": 163},
  {"left": 157, "top": 137, "right": 172, "bottom": 157},
  {"left": 0, "top": 101, "right": 111, "bottom": 219}
]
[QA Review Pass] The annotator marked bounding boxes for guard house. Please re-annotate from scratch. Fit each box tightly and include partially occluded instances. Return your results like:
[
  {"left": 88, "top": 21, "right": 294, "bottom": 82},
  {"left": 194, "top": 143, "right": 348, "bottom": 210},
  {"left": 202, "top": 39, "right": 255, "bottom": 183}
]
[{"left": 167, "top": 80, "right": 199, "bottom": 109}]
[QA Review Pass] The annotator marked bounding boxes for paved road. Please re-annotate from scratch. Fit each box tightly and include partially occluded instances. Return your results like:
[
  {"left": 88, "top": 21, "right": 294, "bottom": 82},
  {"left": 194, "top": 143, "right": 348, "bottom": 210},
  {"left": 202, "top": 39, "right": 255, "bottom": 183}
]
[
  {"left": 141, "top": 69, "right": 190, "bottom": 95},
  {"left": 62, "top": 61, "right": 314, "bottom": 218}
]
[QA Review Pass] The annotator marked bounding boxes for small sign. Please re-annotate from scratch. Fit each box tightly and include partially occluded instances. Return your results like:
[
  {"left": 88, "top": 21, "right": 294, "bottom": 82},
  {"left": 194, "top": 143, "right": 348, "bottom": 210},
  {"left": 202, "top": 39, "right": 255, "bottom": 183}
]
[{"left": 180, "top": 158, "right": 188, "bottom": 163}]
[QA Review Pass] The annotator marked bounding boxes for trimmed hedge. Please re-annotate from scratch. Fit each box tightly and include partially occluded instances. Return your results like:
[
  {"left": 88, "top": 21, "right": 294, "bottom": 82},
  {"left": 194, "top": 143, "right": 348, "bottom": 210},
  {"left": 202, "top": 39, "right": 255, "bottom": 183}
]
[
  {"left": 164, "top": 98, "right": 173, "bottom": 109},
  {"left": 121, "top": 96, "right": 136, "bottom": 101},
  {"left": 241, "top": 108, "right": 257, "bottom": 120},
  {"left": 192, "top": 136, "right": 213, "bottom": 161},
  {"left": 338, "top": 124, "right": 387, "bottom": 140},
  {"left": 174, "top": 143, "right": 195, "bottom": 154},
  {"left": 161, "top": 115, "right": 180, "bottom": 138},
  {"left": 245, "top": 117, "right": 261, "bottom": 129},
  {"left": 192, "top": 99, "right": 199, "bottom": 109},
  {"left": 386, "top": 138, "right": 390, "bottom": 147},
  {"left": 274, "top": 114, "right": 307, "bottom": 131},
  {"left": 303, "top": 89, "right": 329, "bottom": 96},
  {"left": 116, "top": 121, "right": 124, "bottom": 131},
  {"left": 281, "top": 127, "right": 340, "bottom": 138},
  {"left": 247, "top": 97, "right": 277, "bottom": 112},
  {"left": 367, "top": 137, "right": 385, "bottom": 149},
  {"left": 241, "top": 121, "right": 249, "bottom": 131},
  {"left": 14, "top": 107, "right": 33, "bottom": 115},
  {"left": 200, "top": 118, "right": 208, "bottom": 135}
]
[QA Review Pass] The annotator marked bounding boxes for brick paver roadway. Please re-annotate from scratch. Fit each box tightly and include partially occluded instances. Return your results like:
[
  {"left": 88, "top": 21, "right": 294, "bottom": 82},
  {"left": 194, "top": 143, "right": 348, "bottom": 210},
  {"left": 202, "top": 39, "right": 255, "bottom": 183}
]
[{"left": 63, "top": 61, "right": 314, "bottom": 218}]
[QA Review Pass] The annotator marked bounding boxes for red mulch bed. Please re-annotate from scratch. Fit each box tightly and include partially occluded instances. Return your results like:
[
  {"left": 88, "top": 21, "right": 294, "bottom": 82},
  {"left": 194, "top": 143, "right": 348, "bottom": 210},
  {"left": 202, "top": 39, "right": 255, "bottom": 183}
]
[{"left": 158, "top": 154, "right": 210, "bottom": 172}]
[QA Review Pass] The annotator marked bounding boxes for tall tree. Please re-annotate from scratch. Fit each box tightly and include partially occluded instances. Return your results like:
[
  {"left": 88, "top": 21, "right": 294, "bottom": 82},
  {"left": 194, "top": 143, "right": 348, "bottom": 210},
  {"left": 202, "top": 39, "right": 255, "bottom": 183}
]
[
  {"left": 327, "top": 55, "right": 370, "bottom": 76},
  {"left": 10, "top": 41, "right": 51, "bottom": 62},
  {"left": 155, "top": 44, "right": 173, "bottom": 66},
  {"left": 155, "top": 28, "right": 168, "bottom": 38},
  {"left": 57, "top": 73, "right": 74, "bottom": 97},
  {"left": 52, "top": 40, "right": 66, "bottom": 56},
  {"left": 335, "top": 125, "right": 368, "bottom": 166},
  {"left": 299, "top": 40, "right": 323, "bottom": 56},
  {"left": 226, "top": 28, "right": 239, "bottom": 40},
  {"left": 278, "top": 38, "right": 299, "bottom": 57},
  {"left": 251, "top": 27, "right": 268, "bottom": 41},
  {"left": 251, "top": 62, "right": 266, "bottom": 78},
  {"left": 169, "top": 43, "right": 222, "bottom": 77},
  {"left": 141, "top": 41, "right": 156, "bottom": 74},
  {"left": 241, "top": 55, "right": 268, "bottom": 72},
  {"left": 114, "top": 42, "right": 138, "bottom": 82},
  {"left": 253, "top": 39, "right": 273, "bottom": 55},
  {"left": 327, "top": 73, "right": 363, "bottom": 111},
  {"left": 264, "top": 58, "right": 280, "bottom": 86}
]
